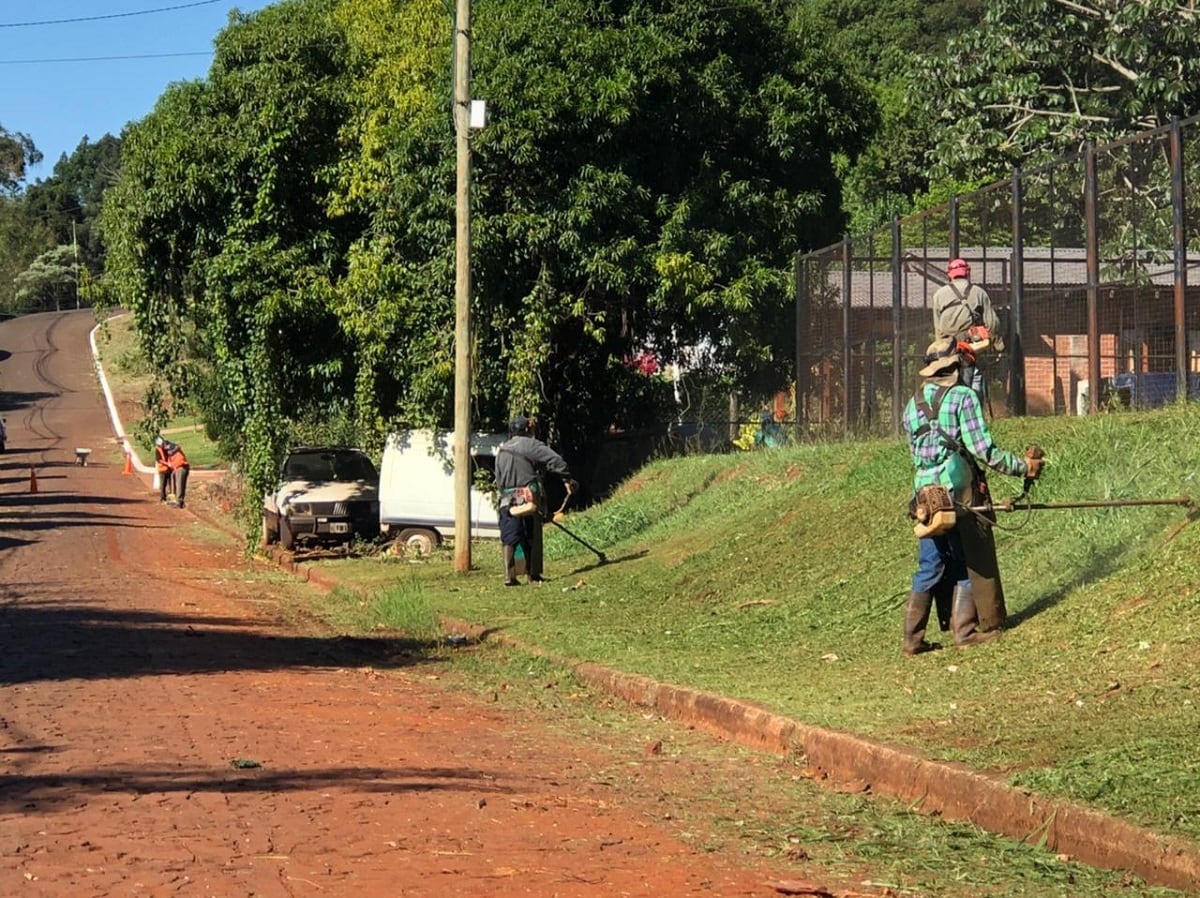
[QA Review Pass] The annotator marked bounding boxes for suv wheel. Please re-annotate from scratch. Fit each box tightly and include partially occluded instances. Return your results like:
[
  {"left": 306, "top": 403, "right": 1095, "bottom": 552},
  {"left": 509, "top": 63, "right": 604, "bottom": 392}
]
[{"left": 280, "top": 517, "right": 296, "bottom": 551}]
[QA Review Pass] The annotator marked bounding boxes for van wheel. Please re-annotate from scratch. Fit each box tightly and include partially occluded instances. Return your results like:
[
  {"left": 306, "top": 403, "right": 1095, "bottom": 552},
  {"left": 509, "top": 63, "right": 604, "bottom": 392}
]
[
  {"left": 280, "top": 517, "right": 296, "bottom": 551},
  {"left": 398, "top": 528, "right": 438, "bottom": 556}
]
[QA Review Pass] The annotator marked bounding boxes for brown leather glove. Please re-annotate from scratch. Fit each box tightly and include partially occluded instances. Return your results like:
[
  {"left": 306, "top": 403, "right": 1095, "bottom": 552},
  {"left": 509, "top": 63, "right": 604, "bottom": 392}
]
[{"left": 1024, "top": 445, "right": 1045, "bottom": 480}]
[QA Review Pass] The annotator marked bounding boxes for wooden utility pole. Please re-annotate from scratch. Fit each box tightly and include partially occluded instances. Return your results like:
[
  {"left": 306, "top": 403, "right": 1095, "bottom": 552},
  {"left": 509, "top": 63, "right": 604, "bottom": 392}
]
[
  {"left": 452, "top": 0, "right": 473, "bottom": 572},
  {"left": 72, "top": 220, "right": 80, "bottom": 309}
]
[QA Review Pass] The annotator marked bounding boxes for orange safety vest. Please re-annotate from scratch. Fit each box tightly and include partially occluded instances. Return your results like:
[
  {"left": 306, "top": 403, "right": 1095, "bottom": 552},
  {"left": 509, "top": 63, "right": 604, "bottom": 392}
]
[{"left": 166, "top": 446, "right": 189, "bottom": 470}]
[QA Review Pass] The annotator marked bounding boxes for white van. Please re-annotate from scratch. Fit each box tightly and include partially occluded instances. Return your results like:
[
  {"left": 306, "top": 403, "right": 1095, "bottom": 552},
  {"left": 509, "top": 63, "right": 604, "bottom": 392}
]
[{"left": 379, "top": 429, "right": 507, "bottom": 554}]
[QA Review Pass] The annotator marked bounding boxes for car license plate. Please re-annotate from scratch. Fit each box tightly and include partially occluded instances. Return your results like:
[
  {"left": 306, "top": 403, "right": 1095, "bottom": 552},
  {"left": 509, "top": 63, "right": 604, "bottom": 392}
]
[{"left": 330, "top": 522, "right": 350, "bottom": 534}]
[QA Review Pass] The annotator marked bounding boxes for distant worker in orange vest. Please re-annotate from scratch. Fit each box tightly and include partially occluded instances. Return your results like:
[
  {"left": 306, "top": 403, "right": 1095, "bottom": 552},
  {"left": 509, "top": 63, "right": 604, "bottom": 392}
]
[
  {"left": 154, "top": 437, "right": 171, "bottom": 502},
  {"left": 154, "top": 436, "right": 191, "bottom": 508}
]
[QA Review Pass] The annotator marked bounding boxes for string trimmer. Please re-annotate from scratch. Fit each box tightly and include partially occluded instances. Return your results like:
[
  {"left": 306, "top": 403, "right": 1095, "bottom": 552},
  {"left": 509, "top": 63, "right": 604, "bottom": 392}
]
[
  {"left": 549, "top": 485, "right": 608, "bottom": 564},
  {"left": 962, "top": 446, "right": 1195, "bottom": 525},
  {"left": 974, "top": 495, "right": 1195, "bottom": 515},
  {"left": 548, "top": 517, "right": 608, "bottom": 564}
]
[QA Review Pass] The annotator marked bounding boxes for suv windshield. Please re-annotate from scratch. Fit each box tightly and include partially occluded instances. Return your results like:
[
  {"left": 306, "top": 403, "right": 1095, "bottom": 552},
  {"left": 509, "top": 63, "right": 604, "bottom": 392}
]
[{"left": 283, "top": 449, "right": 378, "bottom": 483}]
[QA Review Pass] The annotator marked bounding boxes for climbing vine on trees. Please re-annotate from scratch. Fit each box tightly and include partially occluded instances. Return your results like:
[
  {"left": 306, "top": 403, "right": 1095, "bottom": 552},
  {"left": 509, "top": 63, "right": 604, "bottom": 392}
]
[{"left": 100, "top": 0, "right": 355, "bottom": 510}]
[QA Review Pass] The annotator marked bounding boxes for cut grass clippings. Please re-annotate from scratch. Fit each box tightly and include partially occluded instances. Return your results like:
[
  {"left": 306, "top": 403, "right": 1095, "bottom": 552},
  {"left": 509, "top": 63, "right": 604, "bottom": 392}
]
[
  {"left": 423, "top": 644, "right": 1186, "bottom": 898},
  {"left": 310, "top": 403, "right": 1200, "bottom": 852}
]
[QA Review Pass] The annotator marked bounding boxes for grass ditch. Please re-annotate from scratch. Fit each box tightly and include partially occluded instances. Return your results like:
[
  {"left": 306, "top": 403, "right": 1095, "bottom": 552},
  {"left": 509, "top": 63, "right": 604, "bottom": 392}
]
[{"left": 307, "top": 404, "right": 1200, "bottom": 852}]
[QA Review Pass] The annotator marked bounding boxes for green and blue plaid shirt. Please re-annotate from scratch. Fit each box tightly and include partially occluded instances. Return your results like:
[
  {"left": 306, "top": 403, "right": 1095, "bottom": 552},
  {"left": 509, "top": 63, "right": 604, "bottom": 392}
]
[{"left": 903, "top": 383, "right": 1026, "bottom": 494}]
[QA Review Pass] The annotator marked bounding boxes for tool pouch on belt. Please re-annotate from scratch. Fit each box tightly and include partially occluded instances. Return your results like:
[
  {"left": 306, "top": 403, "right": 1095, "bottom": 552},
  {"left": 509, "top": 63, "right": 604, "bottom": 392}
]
[
  {"left": 508, "top": 485, "right": 539, "bottom": 517},
  {"left": 911, "top": 485, "right": 956, "bottom": 538}
]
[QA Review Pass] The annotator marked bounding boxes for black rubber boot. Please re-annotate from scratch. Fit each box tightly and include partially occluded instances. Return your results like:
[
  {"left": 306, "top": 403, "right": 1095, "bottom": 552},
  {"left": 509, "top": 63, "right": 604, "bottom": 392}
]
[
  {"left": 902, "top": 590, "right": 936, "bottom": 656},
  {"left": 502, "top": 545, "right": 520, "bottom": 586},
  {"left": 951, "top": 582, "right": 1001, "bottom": 647}
]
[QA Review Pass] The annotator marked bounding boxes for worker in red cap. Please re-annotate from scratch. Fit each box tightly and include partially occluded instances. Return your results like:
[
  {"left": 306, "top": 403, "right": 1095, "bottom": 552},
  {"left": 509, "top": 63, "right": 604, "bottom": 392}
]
[
  {"left": 931, "top": 258, "right": 1004, "bottom": 399},
  {"left": 928, "top": 260, "right": 1010, "bottom": 644}
]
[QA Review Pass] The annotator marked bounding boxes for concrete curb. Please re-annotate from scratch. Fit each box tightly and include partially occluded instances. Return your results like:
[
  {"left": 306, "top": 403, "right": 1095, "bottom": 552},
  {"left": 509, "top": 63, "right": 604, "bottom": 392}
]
[
  {"left": 358, "top": 589, "right": 1198, "bottom": 893},
  {"left": 571, "top": 664, "right": 1200, "bottom": 894},
  {"left": 89, "top": 316, "right": 154, "bottom": 476}
]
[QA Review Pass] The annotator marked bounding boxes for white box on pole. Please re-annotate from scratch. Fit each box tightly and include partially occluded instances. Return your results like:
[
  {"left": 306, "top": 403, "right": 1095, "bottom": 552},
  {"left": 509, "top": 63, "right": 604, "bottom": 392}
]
[{"left": 469, "top": 99, "right": 487, "bottom": 130}]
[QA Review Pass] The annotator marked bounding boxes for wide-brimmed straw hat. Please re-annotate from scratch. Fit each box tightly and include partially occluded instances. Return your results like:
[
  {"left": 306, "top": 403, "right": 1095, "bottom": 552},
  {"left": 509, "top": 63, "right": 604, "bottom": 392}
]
[{"left": 918, "top": 337, "right": 961, "bottom": 384}]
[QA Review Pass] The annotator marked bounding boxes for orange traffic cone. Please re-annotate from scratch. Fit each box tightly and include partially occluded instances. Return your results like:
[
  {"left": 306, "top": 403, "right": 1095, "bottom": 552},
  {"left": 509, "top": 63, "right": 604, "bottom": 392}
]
[
  {"left": 29, "top": 466, "right": 37, "bottom": 494},
  {"left": 123, "top": 452, "right": 133, "bottom": 475}
]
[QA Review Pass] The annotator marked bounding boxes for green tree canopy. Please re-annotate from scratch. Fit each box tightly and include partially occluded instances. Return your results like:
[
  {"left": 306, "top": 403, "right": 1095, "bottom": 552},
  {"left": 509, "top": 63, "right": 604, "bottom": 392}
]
[
  {"left": 0, "top": 126, "right": 40, "bottom": 194},
  {"left": 0, "top": 127, "right": 51, "bottom": 311},
  {"left": 24, "top": 134, "right": 122, "bottom": 274},
  {"left": 800, "top": 0, "right": 984, "bottom": 232},
  {"left": 805, "top": 0, "right": 983, "bottom": 83},
  {"left": 332, "top": 0, "right": 873, "bottom": 460},
  {"left": 914, "top": 0, "right": 1200, "bottom": 183},
  {"left": 13, "top": 244, "right": 78, "bottom": 311},
  {"left": 103, "top": 0, "right": 875, "bottom": 495},
  {"left": 101, "top": 0, "right": 354, "bottom": 491}
]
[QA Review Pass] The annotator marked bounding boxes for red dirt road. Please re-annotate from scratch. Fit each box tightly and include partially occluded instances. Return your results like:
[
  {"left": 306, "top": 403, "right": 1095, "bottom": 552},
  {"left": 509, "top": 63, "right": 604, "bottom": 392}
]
[{"left": 0, "top": 311, "right": 791, "bottom": 897}]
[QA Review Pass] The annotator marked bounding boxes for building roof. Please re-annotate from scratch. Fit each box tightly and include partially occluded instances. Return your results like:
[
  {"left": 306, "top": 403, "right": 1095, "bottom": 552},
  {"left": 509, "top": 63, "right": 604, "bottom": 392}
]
[{"left": 804, "top": 247, "right": 1200, "bottom": 310}]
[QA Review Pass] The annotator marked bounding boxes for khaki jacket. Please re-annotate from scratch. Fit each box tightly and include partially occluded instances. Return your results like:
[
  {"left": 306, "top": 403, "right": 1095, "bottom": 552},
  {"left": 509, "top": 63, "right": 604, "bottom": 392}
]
[{"left": 931, "top": 278, "right": 1005, "bottom": 354}]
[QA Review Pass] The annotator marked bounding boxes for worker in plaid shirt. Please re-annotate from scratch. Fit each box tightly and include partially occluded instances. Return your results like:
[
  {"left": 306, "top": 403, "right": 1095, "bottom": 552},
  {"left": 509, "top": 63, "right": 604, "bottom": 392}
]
[{"left": 900, "top": 337, "right": 1043, "bottom": 655}]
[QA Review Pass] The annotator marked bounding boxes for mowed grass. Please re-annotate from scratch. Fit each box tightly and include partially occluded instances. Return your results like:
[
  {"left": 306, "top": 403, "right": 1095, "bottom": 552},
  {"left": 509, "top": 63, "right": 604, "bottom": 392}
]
[{"left": 311, "top": 403, "right": 1200, "bottom": 847}]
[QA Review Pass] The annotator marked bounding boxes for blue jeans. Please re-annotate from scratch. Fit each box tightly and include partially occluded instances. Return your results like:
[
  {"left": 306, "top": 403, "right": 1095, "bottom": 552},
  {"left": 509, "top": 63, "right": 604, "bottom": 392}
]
[
  {"left": 500, "top": 505, "right": 544, "bottom": 579},
  {"left": 912, "top": 531, "right": 969, "bottom": 594}
]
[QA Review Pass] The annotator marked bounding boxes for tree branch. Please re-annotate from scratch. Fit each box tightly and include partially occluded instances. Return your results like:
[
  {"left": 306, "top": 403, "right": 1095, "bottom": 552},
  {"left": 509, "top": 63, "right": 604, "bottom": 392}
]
[
  {"left": 1051, "top": 0, "right": 1104, "bottom": 18},
  {"left": 1091, "top": 51, "right": 1140, "bottom": 82},
  {"left": 982, "top": 102, "right": 1113, "bottom": 124}
]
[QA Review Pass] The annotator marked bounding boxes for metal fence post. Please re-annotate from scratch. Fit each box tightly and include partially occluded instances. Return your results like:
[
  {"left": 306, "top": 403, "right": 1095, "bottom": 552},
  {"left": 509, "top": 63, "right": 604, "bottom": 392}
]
[
  {"left": 891, "top": 216, "right": 903, "bottom": 436},
  {"left": 1171, "top": 118, "right": 1188, "bottom": 401},
  {"left": 949, "top": 197, "right": 959, "bottom": 260},
  {"left": 794, "top": 251, "right": 808, "bottom": 439},
  {"left": 842, "top": 235, "right": 852, "bottom": 439},
  {"left": 1010, "top": 167, "right": 1026, "bottom": 415},
  {"left": 1085, "top": 141, "right": 1100, "bottom": 413}
]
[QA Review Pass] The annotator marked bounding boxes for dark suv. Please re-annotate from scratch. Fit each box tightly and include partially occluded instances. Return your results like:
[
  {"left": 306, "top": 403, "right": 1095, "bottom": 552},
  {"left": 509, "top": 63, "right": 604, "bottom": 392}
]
[{"left": 262, "top": 447, "right": 380, "bottom": 551}]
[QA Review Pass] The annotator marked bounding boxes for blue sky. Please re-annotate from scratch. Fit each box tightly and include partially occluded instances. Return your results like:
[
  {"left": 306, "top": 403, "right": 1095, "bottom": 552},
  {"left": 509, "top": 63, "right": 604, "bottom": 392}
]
[{"left": 1, "top": 1, "right": 275, "bottom": 182}]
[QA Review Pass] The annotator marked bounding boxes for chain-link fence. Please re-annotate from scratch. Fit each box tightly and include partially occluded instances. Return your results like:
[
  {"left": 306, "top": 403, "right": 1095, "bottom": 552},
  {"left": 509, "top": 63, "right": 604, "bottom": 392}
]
[{"left": 796, "top": 114, "right": 1200, "bottom": 440}]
